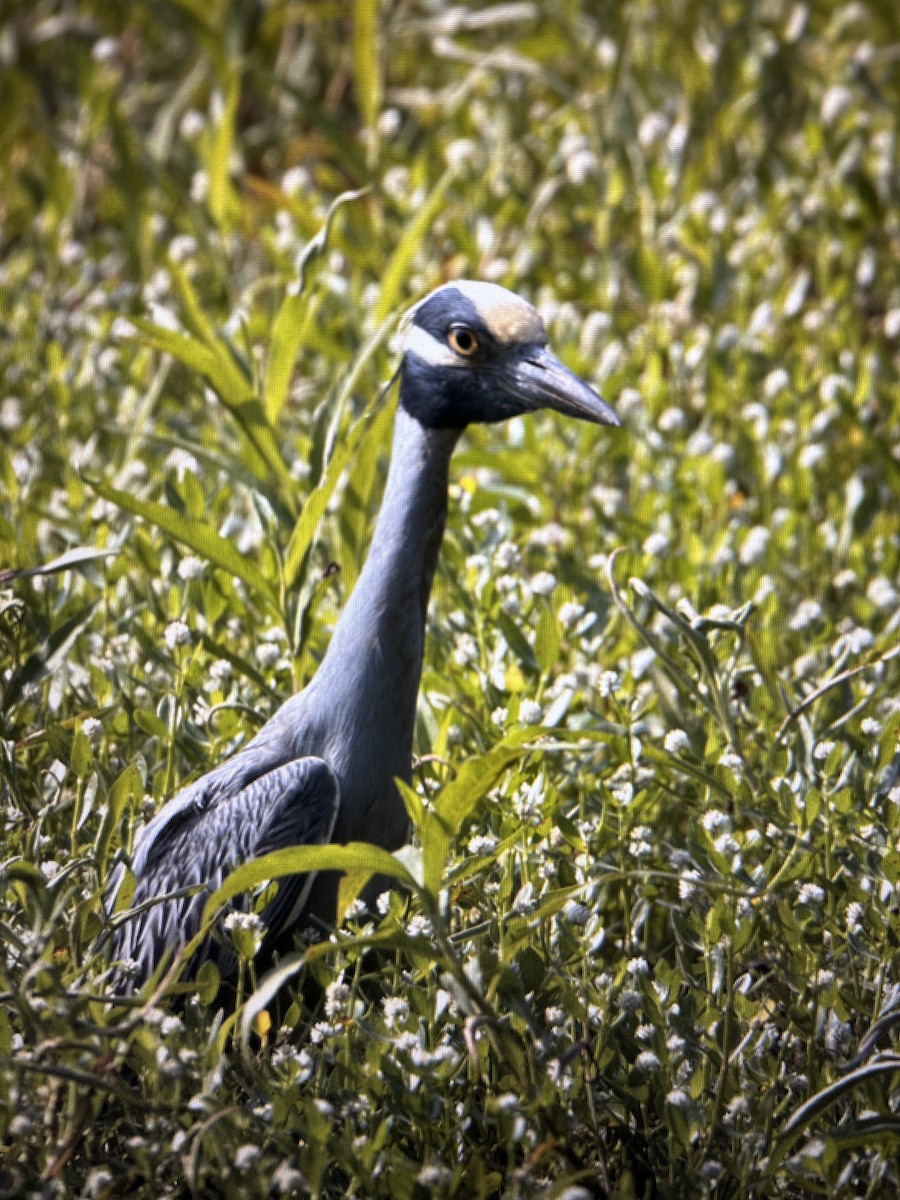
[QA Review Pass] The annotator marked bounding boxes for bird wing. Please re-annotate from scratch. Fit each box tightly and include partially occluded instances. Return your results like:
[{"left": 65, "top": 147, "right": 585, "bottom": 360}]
[{"left": 108, "top": 755, "right": 339, "bottom": 990}]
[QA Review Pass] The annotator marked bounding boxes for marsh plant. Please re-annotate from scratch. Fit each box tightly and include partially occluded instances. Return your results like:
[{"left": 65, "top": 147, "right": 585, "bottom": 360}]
[{"left": 1, "top": 1, "right": 898, "bottom": 1197}]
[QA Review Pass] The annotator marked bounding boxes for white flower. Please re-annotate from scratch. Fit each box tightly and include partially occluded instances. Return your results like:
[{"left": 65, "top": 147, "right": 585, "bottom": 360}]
[
  {"left": 111, "top": 316, "right": 137, "bottom": 340},
  {"left": 530, "top": 571, "right": 557, "bottom": 597},
  {"left": 798, "top": 443, "right": 827, "bottom": 470},
  {"left": 519, "top": 699, "right": 543, "bottom": 726},
  {"left": 169, "top": 234, "right": 197, "bottom": 264},
  {"left": 514, "top": 775, "right": 546, "bottom": 818},
  {"left": 256, "top": 642, "right": 281, "bottom": 669},
  {"left": 81, "top": 717, "right": 103, "bottom": 744},
  {"left": 798, "top": 882, "right": 826, "bottom": 907},
  {"left": 92, "top": 37, "right": 119, "bottom": 63},
  {"left": 701, "top": 809, "right": 730, "bottom": 833},
  {"left": 820, "top": 85, "right": 853, "bottom": 124},
  {"left": 714, "top": 833, "right": 740, "bottom": 856},
  {"left": 179, "top": 109, "right": 206, "bottom": 138},
  {"left": 740, "top": 525, "right": 771, "bottom": 565},
  {"left": 664, "top": 729, "right": 690, "bottom": 754},
  {"left": 562, "top": 900, "right": 591, "bottom": 925},
  {"left": 165, "top": 447, "right": 199, "bottom": 480},
  {"left": 271, "top": 1161, "right": 306, "bottom": 1195},
  {"left": 666, "top": 1088, "right": 691, "bottom": 1109},
  {"left": 597, "top": 670, "right": 620, "bottom": 698},
  {"left": 596, "top": 37, "right": 617, "bottom": 66},
  {"left": 558, "top": 601, "right": 585, "bottom": 629},
  {"left": 494, "top": 540, "right": 520, "bottom": 569},
  {"left": 867, "top": 576, "right": 898, "bottom": 610},
  {"left": 718, "top": 748, "right": 743, "bottom": 773},
  {"left": 658, "top": 406, "right": 687, "bottom": 433},
  {"left": 382, "top": 996, "right": 409, "bottom": 1029},
  {"left": 845, "top": 901, "right": 865, "bottom": 933},
  {"left": 491, "top": 706, "right": 508, "bottom": 727},
  {"left": 164, "top": 620, "right": 191, "bottom": 651},
  {"left": 468, "top": 833, "right": 498, "bottom": 855},
  {"left": 763, "top": 367, "right": 790, "bottom": 399},
  {"left": 444, "top": 138, "right": 478, "bottom": 171},
  {"left": 566, "top": 148, "right": 598, "bottom": 185},
  {"left": 513, "top": 881, "right": 536, "bottom": 914},
  {"left": 177, "top": 555, "right": 206, "bottom": 581},
  {"left": 234, "top": 1144, "right": 262, "bottom": 1170},
  {"left": 679, "top": 869, "right": 701, "bottom": 900},
  {"left": 635, "top": 1050, "right": 661, "bottom": 1072},
  {"left": 190, "top": 170, "right": 209, "bottom": 203},
  {"left": 789, "top": 599, "right": 822, "bottom": 631},
  {"left": 628, "top": 826, "right": 651, "bottom": 857},
  {"left": 638, "top": 112, "right": 669, "bottom": 148},
  {"left": 418, "top": 1165, "right": 452, "bottom": 1187},
  {"left": 324, "top": 980, "right": 351, "bottom": 1018},
  {"left": 643, "top": 531, "right": 670, "bottom": 558},
  {"left": 814, "top": 739, "right": 836, "bottom": 761},
  {"left": 84, "top": 1169, "right": 114, "bottom": 1198},
  {"left": 782, "top": 269, "right": 810, "bottom": 317},
  {"left": 453, "top": 634, "right": 478, "bottom": 667}
]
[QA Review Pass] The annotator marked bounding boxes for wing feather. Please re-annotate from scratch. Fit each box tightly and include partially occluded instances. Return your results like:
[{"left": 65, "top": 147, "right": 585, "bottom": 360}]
[{"left": 108, "top": 756, "right": 339, "bottom": 992}]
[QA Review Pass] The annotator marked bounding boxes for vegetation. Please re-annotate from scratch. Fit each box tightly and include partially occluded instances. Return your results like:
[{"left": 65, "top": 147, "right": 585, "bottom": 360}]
[{"left": 1, "top": 1, "right": 899, "bottom": 1195}]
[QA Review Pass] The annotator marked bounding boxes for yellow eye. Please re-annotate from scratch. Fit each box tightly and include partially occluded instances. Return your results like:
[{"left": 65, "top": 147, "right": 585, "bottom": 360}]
[{"left": 448, "top": 325, "right": 480, "bottom": 357}]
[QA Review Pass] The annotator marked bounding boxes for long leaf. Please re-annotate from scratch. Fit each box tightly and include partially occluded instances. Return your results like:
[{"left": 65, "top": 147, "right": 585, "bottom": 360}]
[
  {"left": 200, "top": 840, "right": 416, "bottom": 926},
  {"left": 264, "top": 187, "right": 370, "bottom": 426},
  {"left": 208, "top": 71, "right": 240, "bottom": 229},
  {"left": 131, "top": 309, "right": 295, "bottom": 510},
  {"left": 282, "top": 319, "right": 396, "bottom": 592},
  {"left": 353, "top": 0, "right": 382, "bottom": 142},
  {"left": 96, "top": 763, "right": 142, "bottom": 870},
  {"left": 372, "top": 166, "right": 456, "bottom": 323},
  {"left": 422, "top": 729, "right": 537, "bottom": 898},
  {"left": 769, "top": 1058, "right": 900, "bottom": 1170},
  {"left": 86, "top": 475, "right": 277, "bottom": 606},
  {"left": 0, "top": 547, "right": 115, "bottom": 585}
]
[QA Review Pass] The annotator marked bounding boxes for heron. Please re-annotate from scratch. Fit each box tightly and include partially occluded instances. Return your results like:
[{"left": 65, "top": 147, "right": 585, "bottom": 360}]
[{"left": 106, "top": 280, "right": 620, "bottom": 992}]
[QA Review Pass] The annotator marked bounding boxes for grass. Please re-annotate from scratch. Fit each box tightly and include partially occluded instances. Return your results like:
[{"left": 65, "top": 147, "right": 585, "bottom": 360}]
[{"left": 1, "top": 1, "right": 899, "bottom": 1196}]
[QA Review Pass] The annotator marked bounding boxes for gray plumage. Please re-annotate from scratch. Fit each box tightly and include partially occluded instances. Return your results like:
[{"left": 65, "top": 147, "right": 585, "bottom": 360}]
[{"left": 106, "top": 280, "right": 619, "bottom": 992}]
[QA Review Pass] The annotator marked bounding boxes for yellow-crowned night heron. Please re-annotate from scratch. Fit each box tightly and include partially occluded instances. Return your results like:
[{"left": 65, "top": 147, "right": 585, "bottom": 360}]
[{"left": 107, "top": 280, "right": 620, "bottom": 991}]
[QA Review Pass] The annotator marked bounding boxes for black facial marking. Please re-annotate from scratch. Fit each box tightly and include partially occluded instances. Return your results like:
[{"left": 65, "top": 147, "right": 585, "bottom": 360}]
[
  {"left": 411, "top": 288, "right": 499, "bottom": 355},
  {"left": 400, "top": 349, "right": 528, "bottom": 429}
]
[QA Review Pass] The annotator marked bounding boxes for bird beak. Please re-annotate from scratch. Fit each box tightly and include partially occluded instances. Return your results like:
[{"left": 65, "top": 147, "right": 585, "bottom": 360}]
[{"left": 500, "top": 345, "right": 621, "bottom": 427}]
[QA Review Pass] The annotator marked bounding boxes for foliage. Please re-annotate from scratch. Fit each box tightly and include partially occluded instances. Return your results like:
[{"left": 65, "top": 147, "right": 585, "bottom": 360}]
[{"left": 1, "top": 0, "right": 899, "bottom": 1196}]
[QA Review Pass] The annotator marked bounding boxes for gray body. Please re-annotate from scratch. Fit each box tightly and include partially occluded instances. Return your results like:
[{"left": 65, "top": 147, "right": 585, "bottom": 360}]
[{"left": 107, "top": 281, "right": 619, "bottom": 991}]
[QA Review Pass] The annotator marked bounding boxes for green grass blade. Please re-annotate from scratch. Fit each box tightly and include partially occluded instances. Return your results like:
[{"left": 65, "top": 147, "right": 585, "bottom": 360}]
[
  {"left": 282, "top": 319, "right": 396, "bottom": 592},
  {"left": 422, "top": 729, "right": 536, "bottom": 898},
  {"left": 208, "top": 70, "right": 239, "bottom": 229},
  {"left": 372, "top": 166, "right": 456, "bottom": 323},
  {"left": 85, "top": 475, "right": 278, "bottom": 606},
  {"left": 200, "top": 841, "right": 416, "bottom": 927},
  {"left": 353, "top": 0, "right": 382, "bottom": 153}
]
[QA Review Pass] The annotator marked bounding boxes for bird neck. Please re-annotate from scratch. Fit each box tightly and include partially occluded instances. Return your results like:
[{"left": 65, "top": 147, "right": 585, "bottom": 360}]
[{"left": 314, "top": 403, "right": 461, "bottom": 754}]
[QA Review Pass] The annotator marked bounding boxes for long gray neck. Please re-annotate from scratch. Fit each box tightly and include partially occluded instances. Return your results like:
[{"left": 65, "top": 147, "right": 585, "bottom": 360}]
[{"left": 310, "top": 404, "right": 460, "bottom": 777}]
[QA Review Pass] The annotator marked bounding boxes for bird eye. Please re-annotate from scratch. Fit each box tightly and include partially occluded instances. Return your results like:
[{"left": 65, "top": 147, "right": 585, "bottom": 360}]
[{"left": 448, "top": 325, "right": 479, "bottom": 357}]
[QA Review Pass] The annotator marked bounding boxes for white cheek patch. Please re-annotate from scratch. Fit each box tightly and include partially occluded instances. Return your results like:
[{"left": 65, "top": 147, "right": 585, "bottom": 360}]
[{"left": 405, "top": 325, "right": 465, "bottom": 368}]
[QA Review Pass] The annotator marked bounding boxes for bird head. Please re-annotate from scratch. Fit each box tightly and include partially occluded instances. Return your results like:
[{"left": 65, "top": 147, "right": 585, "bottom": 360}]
[{"left": 399, "top": 280, "right": 620, "bottom": 430}]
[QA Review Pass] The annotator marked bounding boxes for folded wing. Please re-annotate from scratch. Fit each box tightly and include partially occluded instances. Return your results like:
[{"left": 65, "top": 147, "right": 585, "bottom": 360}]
[{"left": 107, "top": 755, "right": 340, "bottom": 991}]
